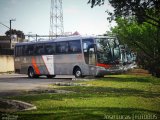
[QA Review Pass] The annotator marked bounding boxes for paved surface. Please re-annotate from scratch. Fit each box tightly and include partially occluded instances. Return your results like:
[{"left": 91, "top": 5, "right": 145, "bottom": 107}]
[{"left": 0, "top": 74, "right": 74, "bottom": 96}]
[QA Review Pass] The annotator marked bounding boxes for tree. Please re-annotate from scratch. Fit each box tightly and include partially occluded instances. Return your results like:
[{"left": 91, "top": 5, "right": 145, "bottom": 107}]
[
  {"left": 111, "top": 18, "right": 160, "bottom": 77},
  {"left": 88, "top": 0, "right": 160, "bottom": 28},
  {"left": 5, "top": 29, "right": 25, "bottom": 39}
]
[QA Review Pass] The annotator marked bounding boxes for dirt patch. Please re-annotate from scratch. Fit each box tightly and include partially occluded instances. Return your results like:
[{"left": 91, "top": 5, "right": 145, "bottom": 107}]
[
  {"left": 0, "top": 99, "right": 36, "bottom": 113},
  {"left": 54, "top": 82, "right": 91, "bottom": 86},
  {"left": 29, "top": 89, "right": 75, "bottom": 94},
  {"left": 126, "top": 68, "right": 151, "bottom": 76}
]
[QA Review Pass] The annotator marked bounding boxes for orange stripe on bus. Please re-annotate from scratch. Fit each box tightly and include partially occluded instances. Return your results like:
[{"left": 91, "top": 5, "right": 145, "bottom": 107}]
[
  {"left": 32, "top": 57, "right": 40, "bottom": 75},
  {"left": 96, "top": 63, "right": 111, "bottom": 69}
]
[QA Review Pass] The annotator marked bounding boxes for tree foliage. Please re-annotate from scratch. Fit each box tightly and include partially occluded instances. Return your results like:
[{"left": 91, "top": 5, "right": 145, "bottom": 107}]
[
  {"left": 88, "top": 0, "right": 160, "bottom": 27},
  {"left": 111, "top": 18, "right": 160, "bottom": 76},
  {"left": 88, "top": 0, "right": 160, "bottom": 77},
  {"left": 112, "top": 18, "right": 159, "bottom": 58},
  {"left": 5, "top": 29, "right": 25, "bottom": 39}
]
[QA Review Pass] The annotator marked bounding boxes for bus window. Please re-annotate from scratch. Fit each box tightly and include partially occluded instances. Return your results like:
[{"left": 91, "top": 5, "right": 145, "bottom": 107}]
[
  {"left": 35, "top": 44, "right": 44, "bottom": 55},
  {"left": 15, "top": 46, "right": 19, "bottom": 56},
  {"left": 44, "top": 43, "right": 56, "bottom": 54},
  {"left": 82, "top": 39, "right": 94, "bottom": 64},
  {"left": 69, "top": 40, "right": 81, "bottom": 53},
  {"left": 108, "top": 38, "right": 115, "bottom": 48},
  {"left": 113, "top": 47, "right": 120, "bottom": 60},
  {"left": 16, "top": 46, "right": 23, "bottom": 56},
  {"left": 96, "top": 38, "right": 112, "bottom": 64},
  {"left": 82, "top": 39, "right": 93, "bottom": 51},
  {"left": 24, "top": 45, "right": 34, "bottom": 56},
  {"left": 56, "top": 41, "right": 69, "bottom": 54}
]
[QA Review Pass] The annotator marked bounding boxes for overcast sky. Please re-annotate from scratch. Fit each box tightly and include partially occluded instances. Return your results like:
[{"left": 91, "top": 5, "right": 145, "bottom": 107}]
[{"left": 0, "top": 0, "right": 116, "bottom": 36}]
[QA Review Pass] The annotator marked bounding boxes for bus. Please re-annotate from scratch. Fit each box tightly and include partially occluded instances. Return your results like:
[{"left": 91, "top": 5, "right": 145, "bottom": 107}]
[{"left": 14, "top": 35, "right": 123, "bottom": 78}]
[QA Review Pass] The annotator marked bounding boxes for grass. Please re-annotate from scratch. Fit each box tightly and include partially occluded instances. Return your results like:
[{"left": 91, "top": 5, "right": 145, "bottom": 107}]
[{"left": 2, "top": 74, "right": 160, "bottom": 120}]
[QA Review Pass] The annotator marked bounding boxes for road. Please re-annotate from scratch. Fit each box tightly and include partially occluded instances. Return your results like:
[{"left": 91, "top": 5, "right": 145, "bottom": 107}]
[{"left": 0, "top": 74, "right": 74, "bottom": 97}]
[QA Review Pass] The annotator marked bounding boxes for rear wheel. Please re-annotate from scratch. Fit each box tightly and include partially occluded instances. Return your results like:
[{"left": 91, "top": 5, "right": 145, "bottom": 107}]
[
  {"left": 74, "top": 67, "right": 82, "bottom": 78},
  {"left": 28, "top": 67, "right": 35, "bottom": 78},
  {"left": 28, "top": 67, "right": 39, "bottom": 78}
]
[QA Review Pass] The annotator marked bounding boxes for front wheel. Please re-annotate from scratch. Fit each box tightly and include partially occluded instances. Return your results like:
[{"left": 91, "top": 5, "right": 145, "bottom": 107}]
[{"left": 74, "top": 68, "right": 83, "bottom": 78}]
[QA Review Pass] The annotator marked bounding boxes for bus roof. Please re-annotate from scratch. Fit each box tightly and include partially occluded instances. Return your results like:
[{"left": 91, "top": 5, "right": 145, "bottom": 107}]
[{"left": 15, "top": 35, "right": 117, "bottom": 46}]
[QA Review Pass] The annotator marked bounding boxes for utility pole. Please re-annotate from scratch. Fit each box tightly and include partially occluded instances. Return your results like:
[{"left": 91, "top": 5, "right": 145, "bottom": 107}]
[
  {"left": 49, "top": 0, "right": 64, "bottom": 39},
  {"left": 9, "top": 19, "right": 16, "bottom": 48}
]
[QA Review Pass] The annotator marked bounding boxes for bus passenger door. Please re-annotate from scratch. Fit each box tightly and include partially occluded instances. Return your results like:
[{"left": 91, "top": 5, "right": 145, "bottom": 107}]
[{"left": 88, "top": 46, "right": 96, "bottom": 75}]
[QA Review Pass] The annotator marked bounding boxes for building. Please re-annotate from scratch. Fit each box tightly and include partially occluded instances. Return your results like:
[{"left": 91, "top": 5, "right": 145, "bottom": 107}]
[
  {"left": 0, "top": 35, "right": 24, "bottom": 55},
  {"left": 0, "top": 35, "right": 24, "bottom": 48},
  {"left": 0, "top": 36, "right": 10, "bottom": 49}
]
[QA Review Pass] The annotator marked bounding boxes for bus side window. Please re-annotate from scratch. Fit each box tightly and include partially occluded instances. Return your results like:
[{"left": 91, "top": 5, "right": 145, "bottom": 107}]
[
  {"left": 24, "top": 45, "right": 34, "bottom": 56},
  {"left": 69, "top": 40, "right": 81, "bottom": 53},
  {"left": 15, "top": 46, "right": 18, "bottom": 56},
  {"left": 44, "top": 43, "right": 56, "bottom": 54},
  {"left": 18, "top": 46, "right": 23, "bottom": 56},
  {"left": 21, "top": 46, "right": 25, "bottom": 56},
  {"left": 35, "top": 44, "right": 44, "bottom": 55},
  {"left": 82, "top": 39, "right": 94, "bottom": 51},
  {"left": 56, "top": 41, "right": 69, "bottom": 54}
]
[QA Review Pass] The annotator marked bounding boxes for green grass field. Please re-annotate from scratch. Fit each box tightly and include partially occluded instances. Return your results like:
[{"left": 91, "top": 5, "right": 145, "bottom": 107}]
[{"left": 4, "top": 74, "right": 160, "bottom": 120}]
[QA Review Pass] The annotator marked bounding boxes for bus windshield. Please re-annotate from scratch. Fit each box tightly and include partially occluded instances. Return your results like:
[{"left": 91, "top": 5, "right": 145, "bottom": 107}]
[
  {"left": 96, "top": 37, "right": 121, "bottom": 64},
  {"left": 108, "top": 38, "right": 121, "bottom": 62},
  {"left": 113, "top": 46, "right": 120, "bottom": 60},
  {"left": 96, "top": 38, "right": 112, "bottom": 64}
]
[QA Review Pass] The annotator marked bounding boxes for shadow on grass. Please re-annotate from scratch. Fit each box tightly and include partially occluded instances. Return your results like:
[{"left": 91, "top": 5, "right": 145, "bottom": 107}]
[
  {"left": 11, "top": 85, "right": 160, "bottom": 104},
  {"left": 100, "top": 75, "right": 160, "bottom": 85},
  {"left": 101, "top": 76, "right": 152, "bottom": 83},
  {"left": 9, "top": 107, "right": 160, "bottom": 120},
  {"left": 56, "top": 86, "right": 160, "bottom": 98}
]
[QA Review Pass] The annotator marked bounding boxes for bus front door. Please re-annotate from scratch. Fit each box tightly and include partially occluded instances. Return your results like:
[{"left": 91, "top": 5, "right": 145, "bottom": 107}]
[{"left": 88, "top": 47, "right": 96, "bottom": 76}]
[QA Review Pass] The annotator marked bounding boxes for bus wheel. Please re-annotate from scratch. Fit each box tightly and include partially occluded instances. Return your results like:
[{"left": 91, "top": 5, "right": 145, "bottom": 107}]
[
  {"left": 74, "top": 67, "right": 82, "bottom": 78},
  {"left": 28, "top": 67, "right": 35, "bottom": 78},
  {"left": 47, "top": 75, "right": 56, "bottom": 78}
]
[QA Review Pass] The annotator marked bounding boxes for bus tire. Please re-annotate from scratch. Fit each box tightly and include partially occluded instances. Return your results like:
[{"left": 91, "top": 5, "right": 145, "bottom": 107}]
[
  {"left": 47, "top": 75, "right": 56, "bottom": 78},
  {"left": 28, "top": 67, "right": 36, "bottom": 78},
  {"left": 74, "top": 67, "right": 82, "bottom": 78}
]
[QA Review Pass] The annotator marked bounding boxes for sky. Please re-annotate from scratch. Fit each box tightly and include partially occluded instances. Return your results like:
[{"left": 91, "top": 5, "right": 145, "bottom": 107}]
[{"left": 0, "top": 0, "right": 116, "bottom": 36}]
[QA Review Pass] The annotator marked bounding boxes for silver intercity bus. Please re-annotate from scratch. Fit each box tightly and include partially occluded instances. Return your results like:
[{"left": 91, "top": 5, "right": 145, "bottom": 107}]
[{"left": 14, "top": 35, "right": 123, "bottom": 78}]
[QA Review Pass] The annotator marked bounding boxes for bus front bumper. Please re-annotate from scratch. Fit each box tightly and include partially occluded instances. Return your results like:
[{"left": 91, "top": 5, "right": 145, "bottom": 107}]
[{"left": 96, "top": 66, "right": 124, "bottom": 76}]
